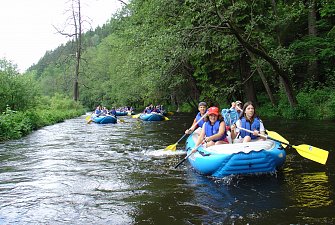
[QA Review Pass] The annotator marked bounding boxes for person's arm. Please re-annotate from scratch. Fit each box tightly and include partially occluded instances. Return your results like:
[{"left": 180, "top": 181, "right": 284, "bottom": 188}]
[
  {"left": 185, "top": 118, "right": 197, "bottom": 134},
  {"left": 258, "top": 121, "right": 266, "bottom": 140},
  {"left": 230, "top": 120, "right": 241, "bottom": 140},
  {"left": 192, "top": 124, "right": 206, "bottom": 152},
  {"left": 250, "top": 120, "right": 266, "bottom": 140}
]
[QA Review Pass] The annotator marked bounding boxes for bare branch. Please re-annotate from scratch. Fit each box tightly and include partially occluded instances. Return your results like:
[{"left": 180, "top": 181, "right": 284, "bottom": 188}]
[{"left": 117, "top": 0, "right": 128, "bottom": 6}]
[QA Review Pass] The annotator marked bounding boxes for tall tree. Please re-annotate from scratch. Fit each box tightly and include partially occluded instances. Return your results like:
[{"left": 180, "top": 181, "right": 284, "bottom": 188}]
[
  {"left": 54, "top": 0, "right": 84, "bottom": 101},
  {"left": 307, "top": 0, "right": 319, "bottom": 83}
]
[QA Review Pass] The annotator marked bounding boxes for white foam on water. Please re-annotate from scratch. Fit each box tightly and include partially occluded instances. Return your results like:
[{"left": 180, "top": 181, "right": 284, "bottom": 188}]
[{"left": 145, "top": 149, "right": 186, "bottom": 158}]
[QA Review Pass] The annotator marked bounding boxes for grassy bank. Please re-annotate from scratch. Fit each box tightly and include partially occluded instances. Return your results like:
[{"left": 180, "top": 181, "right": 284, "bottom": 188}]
[{"left": 0, "top": 96, "right": 85, "bottom": 142}]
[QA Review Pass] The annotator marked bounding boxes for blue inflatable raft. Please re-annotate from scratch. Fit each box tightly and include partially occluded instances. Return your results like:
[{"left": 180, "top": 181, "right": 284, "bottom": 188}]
[
  {"left": 115, "top": 111, "right": 128, "bottom": 116},
  {"left": 91, "top": 115, "right": 117, "bottom": 124},
  {"left": 184, "top": 130, "right": 286, "bottom": 178},
  {"left": 139, "top": 113, "right": 165, "bottom": 121}
]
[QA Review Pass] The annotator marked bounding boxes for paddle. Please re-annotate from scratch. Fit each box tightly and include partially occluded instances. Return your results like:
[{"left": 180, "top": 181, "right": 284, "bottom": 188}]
[
  {"left": 165, "top": 112, "right": 208, "bottom": 151},
  {"left": 174, "top": 143, "right": 203, "bottom": 169},
  {"left": 85, "top": 111, "right": 95, "bottom": 121},
  {"left": 237, "top": 127, "right": 329, "bottom": 165},
  {"left": 85, "top": 112, "right": 95, "bottom": 124},
  {"left": 266, "top": 130, "right": 289, "bottom": 148},
  {"left": 132, "top": 113, "right": 141, "bottom": 119}
]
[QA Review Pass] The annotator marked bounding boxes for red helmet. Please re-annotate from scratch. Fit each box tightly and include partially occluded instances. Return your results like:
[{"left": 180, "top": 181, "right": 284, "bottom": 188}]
[{"left": 208, "top": 107, "right": 219, "bottom": 116}]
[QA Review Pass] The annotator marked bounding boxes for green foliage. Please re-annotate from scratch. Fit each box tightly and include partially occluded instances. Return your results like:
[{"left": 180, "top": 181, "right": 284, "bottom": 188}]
[
  {"left": 258, "top": 88, "right": 335, "bottom": 120},
  {"left": 0, "top": 95, "right": 85, "bottom": 142},
  {"left": 0, "top": 59, "right": 39, "bottom": 112},
  {"left": 20, "top": 0, "right": 335, "bottom": 114}
]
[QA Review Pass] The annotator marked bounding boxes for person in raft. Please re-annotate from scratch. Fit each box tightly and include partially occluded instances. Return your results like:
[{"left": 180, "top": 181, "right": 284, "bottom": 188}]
[
  {"left": 94, "top": 105, "right": 102, "bottom": 115},
  {"left": 185, "top": 101, "right": 208, "bottom": 134},
  {"left": 230, "top": 100, "right": 243, "bottom": 117},
  {"left": 230, "top": 101, "right": 266, "bottom": 143},
  {"left": 192, "top": 106, "right": 228, "bottom": 150}
]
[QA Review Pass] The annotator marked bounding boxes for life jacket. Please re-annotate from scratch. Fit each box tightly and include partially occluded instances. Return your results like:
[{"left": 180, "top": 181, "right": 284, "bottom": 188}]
[
  {"left": 95, "top": 109, "right": 101, "bottom": 114},
  {"left": 110, "top": 110, "right": 116, "bottom": 116},
  {"left": 153, "top": 108, "right": 161, "bottom": 113},
  {"left": 240, "top": 117, "right": 261, "bottom": 140},
  {"left": 204, "top": 120, "right": 227, "bottom": 141},
  {"left": 196, "top": 112, "right": 206, "bottom": 128}
]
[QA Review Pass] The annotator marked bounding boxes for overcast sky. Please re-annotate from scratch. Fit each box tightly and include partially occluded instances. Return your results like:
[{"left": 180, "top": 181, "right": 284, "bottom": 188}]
[{"left": 0, "top": 0, "right": 123, "bottom": 72}]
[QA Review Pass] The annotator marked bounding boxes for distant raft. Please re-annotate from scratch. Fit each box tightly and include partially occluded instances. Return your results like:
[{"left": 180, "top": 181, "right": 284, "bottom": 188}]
[
  {"left": 184, "top": 130, "right": 286, "bottom": 178},
  {"left": 139, "top": 113, "right": 165, "bottom": 121},
  {"left": 115, "top": 111, "right": 128, "bottom": 116},
  {"left": 91, "top": 115, "right": 117, "bottom": 124}
]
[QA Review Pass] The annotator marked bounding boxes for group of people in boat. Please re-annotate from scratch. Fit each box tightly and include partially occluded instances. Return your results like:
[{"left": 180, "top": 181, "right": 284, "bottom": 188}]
[
  {"left": 94, "top": 105, "right": 134, "bottom": 117},
  {"left": 142, "top": 104, "right": 165, "bottom": 114},
  {"left": 186, "top": 101, "right": 266, "bottom": 150}
]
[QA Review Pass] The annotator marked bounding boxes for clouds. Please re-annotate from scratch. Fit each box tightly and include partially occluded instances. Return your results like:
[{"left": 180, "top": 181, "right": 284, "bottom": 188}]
[{"left": 0, "top": 0, "right": 122, "bottom": 72}]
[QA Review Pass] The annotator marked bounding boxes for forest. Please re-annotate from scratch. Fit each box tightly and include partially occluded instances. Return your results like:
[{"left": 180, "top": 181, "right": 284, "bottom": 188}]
[{"left": 1, "top": 0, "right": 335, "bottom": 140}]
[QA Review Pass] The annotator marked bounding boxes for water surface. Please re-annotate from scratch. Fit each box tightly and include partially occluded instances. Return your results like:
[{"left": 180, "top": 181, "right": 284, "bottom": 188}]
[{"left": 0, "top": 113, "right": 334, "bottom": 224}]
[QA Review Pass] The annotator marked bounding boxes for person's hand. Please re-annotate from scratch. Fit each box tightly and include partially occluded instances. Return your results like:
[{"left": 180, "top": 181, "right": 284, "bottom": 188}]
[
  {"left": 230, "top": 124, "right": 236, "bottom": 132},
  {"left": 185, "top": 129, "right": 192, "bottom": 134},
  {"left": 253, "top": 130, "right": 259, "bottom": 136},
  {"left": 204, "top": 137, "right": 211, "bottom": 143}
]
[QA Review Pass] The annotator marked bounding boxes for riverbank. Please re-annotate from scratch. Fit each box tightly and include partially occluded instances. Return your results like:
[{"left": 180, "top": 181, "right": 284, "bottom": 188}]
[{"left": 0, "top": 95, "right": 85, "bottom": 142}]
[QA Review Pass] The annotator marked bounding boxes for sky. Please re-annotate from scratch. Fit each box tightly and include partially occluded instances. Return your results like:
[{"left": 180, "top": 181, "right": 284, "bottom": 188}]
[{"left": 0, "top": 0, "right": 124, "bottom": 72}]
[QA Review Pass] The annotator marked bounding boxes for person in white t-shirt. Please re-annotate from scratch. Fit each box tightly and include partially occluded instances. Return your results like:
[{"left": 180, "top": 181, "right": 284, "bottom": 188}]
[{"left": 230, "top": 101, "right": 266, "bottom": 143}]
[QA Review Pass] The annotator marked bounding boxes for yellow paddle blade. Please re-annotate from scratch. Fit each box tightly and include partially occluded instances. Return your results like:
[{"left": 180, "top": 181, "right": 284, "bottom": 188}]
[
  {"left": 85, "top": 115, "right": 91, "bottom": 121},
  {"left": 132, "top": 113, "right": 141, "bottom": 119},
  {"left": 164, "top": 116, "right": 170, "bottom": 121},
  {"left": 165, "top": 143, "right": 177, "bottom": 151},
  {"left": 119, "top": 119, "right": 125, "bottom": 123},
  {"left": 293, "top": 144, "right": 329, "bottom": 165},
  {"left": 167, "top": 111, "right": 174, "bottom": 116},
  {"left": 267, "top": 130, "right": 289, "bottom": 148}
]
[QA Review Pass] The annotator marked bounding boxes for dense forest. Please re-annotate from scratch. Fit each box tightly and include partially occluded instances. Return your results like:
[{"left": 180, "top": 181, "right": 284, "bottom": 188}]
[{"left": 1, "top": 0, "right": 335, "bottom": 140}]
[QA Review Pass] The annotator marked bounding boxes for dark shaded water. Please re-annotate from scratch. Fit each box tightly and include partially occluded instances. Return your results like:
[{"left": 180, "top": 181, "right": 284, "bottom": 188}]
[{"left": 0, "top": 113, "right": 334, "bottom": 225}]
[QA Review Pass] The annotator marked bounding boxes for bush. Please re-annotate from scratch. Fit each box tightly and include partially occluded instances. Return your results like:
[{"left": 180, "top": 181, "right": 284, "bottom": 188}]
[
  {"left": 258, "top": 88, "right": 335, "bottom": 120},
  {"left": 0, "top": 95, "right": 85, "bottom": 142}
]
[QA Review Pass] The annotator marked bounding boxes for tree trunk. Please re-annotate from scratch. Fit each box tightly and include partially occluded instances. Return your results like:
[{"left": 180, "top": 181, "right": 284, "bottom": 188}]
[
  {"left": 72, "top": 0, "right": 82, "bottom": 101},
  {"left": 53, "top": 0, "right": 83, "bottom": 101},
  {"left": 240, "top": 52, "right": 257, "bottom": 104},
  {"left": 307, "top": 0, "right": 318, "bottom": 83},
  {"left": 246, "top": 49, "right": 276, "bottom": 106},
  {"left": 213, "top": 3, "right": 297, "bottom": 107},
  {"left": 226, "top": 21, "right": 297, "bottom": 107}
]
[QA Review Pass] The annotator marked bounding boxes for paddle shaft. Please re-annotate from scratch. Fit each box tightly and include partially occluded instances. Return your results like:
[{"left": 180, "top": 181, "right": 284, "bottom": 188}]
[
  {"left": 174, "top": 143, "right": 202, "bottom": 169},
  {"left": 165, "top": 112, "right": 207, "bottom": 151},
  {"left": 174, "top": 153, "right": 191, "bottom": 169},
  {"left": 175, "top": 133, "right": 187, "bottom": 145},
  {"left": 237, "top": 126, "right": 292, "bottom": 147},
  {"left": 178, "top": 112, "right": 208, "bottom": 143}
]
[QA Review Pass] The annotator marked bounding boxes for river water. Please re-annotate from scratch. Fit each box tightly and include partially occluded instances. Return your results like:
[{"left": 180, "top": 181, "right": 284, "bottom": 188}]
[{"left": 0, "top": 113, "right": 334, "bottom": 225}]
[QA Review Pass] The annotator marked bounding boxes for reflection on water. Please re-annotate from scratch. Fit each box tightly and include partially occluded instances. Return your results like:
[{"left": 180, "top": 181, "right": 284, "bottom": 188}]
[
  {"left": 287, "top": 172, "right": 333, "bottom": 208},
  {"left": 0, "top": 114, "right": 334, "bottom": 224}
]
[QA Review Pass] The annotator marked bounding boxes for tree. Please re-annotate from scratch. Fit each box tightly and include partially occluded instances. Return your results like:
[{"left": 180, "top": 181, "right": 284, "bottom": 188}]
[{"left": 54, "top": 0, "right": 85, "bottom": 101}]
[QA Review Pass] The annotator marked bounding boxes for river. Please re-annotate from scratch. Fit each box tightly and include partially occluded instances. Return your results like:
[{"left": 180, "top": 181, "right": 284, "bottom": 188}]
[{"left": 0, "top": 113, "right": 334, "bottom": 225}]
